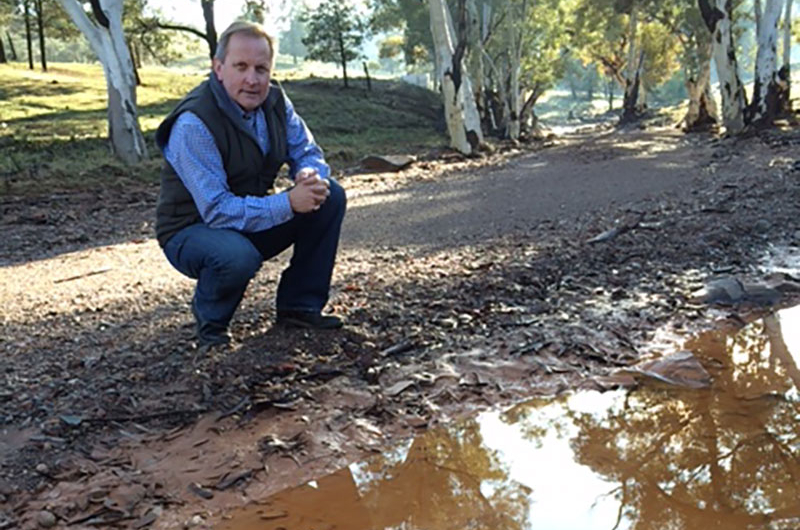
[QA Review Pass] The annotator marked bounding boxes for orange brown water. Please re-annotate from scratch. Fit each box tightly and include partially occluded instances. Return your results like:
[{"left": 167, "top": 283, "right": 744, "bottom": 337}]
[{"left": 220, "top": 306, "right": 800, "bottom": 530}]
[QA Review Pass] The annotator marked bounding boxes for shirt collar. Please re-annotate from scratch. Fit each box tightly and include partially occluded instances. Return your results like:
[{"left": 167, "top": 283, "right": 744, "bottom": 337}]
[{"left": 207, "top": 72, "right": 261, "bottom": 140}]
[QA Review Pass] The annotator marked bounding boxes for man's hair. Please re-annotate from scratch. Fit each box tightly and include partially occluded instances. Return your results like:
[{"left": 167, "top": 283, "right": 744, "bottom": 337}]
[{"left": 214, "top": 21, "right": 277, "bottom": 67}]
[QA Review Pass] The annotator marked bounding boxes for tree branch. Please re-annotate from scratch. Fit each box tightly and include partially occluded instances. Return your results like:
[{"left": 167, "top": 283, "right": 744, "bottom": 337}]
[
  {"left": 89, "top": 0, "right": 109, "bottom": 28},
  {"left": 152, "top": 20, "right": 208, "bottom": 41},
  {"left": 698, "top": 0, "right": 725, "bottom": 32}
]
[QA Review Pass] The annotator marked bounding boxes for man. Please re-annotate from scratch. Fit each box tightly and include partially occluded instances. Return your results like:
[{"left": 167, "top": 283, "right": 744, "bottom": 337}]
[{"left": 155, "top": 21, "right": 346, "bottom": 346}]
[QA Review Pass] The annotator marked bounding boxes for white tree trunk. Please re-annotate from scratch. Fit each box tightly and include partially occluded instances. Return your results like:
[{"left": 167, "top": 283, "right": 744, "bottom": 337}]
[
  {"left": 508, "top": 60, "right": 521, "bottom": 139},
  {"left": 783, "top": 0, "right": 793, "bottom": 71},
  {"left": 55, "top": 0, "right": 147, "bottom": 165},
  {"left": 466, "top": 0, "right": 484, "bottom": 124},
  {"left": 444, "top": 0, "right": 483, "bottom": 142},
  {"left": 505, "top": 0, "right": 527, "bottom": 140},
  {"left": 429, "top": 0, "right": 483, "bottom": 154},
  {"left": 703, "top": 0, "right": 747, "bottom": 134},
  {"left": 624, "top": 1, "right": 638, "bottom": 96},
  {"left": 482, "top": 48, "right": 507, "bottom": 132},
  {"left": 780, "top": 0, "right": 794, "bottom": 111},
  {"left": 751, "top": 0, "right": 784, "bottom": 124},
  {"left": 683, "top": 44, "right": 718, "bottom": 130}
]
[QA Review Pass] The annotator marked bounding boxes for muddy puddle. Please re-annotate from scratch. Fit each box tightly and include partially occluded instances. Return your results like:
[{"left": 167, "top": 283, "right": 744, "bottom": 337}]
[{"left": 219, "top": 306, "right": 800, "bottom": 530}]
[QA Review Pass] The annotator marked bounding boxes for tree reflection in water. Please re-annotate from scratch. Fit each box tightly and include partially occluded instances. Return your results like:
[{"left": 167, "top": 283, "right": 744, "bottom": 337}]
[
  {"left": 222, "top": 309, "right": 800, "bottom": 530},
  {"left": 558, "top": 313, "right": 800, "bottom": 530},
  {"left": 350, "top": 418, "right": 532, "bottom": 530}
]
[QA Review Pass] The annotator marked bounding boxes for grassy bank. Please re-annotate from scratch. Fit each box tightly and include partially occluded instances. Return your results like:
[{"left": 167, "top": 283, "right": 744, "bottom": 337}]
[{"left": 0, "top": 62, "right": 446, "bottom": 196}]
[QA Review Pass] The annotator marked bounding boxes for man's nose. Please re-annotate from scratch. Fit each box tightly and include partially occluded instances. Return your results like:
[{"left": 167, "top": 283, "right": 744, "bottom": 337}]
[{"left": 244, "top": 69, "right": 258, "bottom": 84}]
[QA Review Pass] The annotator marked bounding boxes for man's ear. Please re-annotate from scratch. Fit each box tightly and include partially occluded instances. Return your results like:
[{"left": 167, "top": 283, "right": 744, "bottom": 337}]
[{"left": 212, "top": 58, "right": 223, "bottom": 80}]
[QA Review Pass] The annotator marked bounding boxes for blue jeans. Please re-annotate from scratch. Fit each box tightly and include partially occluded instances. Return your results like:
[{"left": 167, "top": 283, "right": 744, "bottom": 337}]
[{"left": 163, "top": 179, "right": 346, "bottom": 332}]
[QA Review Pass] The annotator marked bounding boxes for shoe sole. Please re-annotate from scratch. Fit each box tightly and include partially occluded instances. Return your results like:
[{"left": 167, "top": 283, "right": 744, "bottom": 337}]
[{"left": 277, "top": 317, "right": 343, "bottom": 330}]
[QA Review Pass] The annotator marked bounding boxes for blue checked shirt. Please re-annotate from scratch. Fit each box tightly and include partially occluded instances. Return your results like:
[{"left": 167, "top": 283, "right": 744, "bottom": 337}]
[{"left": 163, "top": 90, "right": 330, "bottom": 233}]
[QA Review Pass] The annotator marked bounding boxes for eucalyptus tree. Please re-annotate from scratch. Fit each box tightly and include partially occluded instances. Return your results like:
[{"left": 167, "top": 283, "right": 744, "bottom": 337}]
[
  {"left": 749, "top": 0, "right": 786, "bottom": 126},
  {"left": 515, "top": 0, "right": 569, "bottom": 136},
  {"left": 648, "top": 1, "right": 718, "bottom": 131},
  {"left": 481, "top": 0, "right": 568, "bottom": 138},
  {"left": 571, "top": 0, "right": 653, "bottom": 122},
  {"left": 698, "top": 0, "right": 747, "bottom": 133},
  {"left": 428, "top": 0, "right": 483, "bottom": 153},
  {"left": 777, "top": 0, "right": 793, "bottom": 113},
  {"left": 55, "top": 0, "right": 146, "bottom": 164},
  {"left": 569, "top": 0, "right": 629, "bottom": 101}
]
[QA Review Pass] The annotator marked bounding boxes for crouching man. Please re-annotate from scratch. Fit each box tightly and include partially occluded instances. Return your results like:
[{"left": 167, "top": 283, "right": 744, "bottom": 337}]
[{"left": 155, "top": 21, "right": 346, "bottom": 346}]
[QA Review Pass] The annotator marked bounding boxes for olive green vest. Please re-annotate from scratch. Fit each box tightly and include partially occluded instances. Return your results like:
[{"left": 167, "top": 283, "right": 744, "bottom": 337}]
[{"left": 154, "top": 79, "right": 288, "bottom": 247}]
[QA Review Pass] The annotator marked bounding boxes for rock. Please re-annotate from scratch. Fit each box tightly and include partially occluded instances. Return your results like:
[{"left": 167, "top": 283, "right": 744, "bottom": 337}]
[
  {"left": 753, "top": 219, "right": 770, "bottom": 233},
  {"left": 185, "top": 515, "right": 205, "bottom": 528},
  {"left": 741, "top": 283, "right": 782, "bottom": 306},
  {"left": 359, "top": 155, "right": 416, "bottom": 172},
  {"left": 691, "top": 277, "right": 745, "bottom": 304},
  {"left": 618, "top": 351, "right": 712, "bottom": 389},
  {"left": 35, "top": 464, "right": 48, "bottom": 475},
  {"left": 691, "top": 277, "right": 782, "bottom": 306},
  {"left": 37, "top": 510, "right": 56, "bottom": 528}
]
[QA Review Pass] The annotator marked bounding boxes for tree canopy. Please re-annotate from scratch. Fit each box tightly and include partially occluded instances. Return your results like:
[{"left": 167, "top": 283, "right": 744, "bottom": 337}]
[{"left": 301, "top": 0, "right": 367, "bottom": 87}]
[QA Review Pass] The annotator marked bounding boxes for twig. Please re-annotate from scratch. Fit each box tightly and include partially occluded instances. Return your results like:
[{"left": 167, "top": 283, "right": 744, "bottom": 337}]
[
  {"left": 217, "top": 396, "right": 251, "bottom": 422},
  {"left": 85, "top": 408, "right": 207, "bottom": 424},
  {"left": 379, "top": 340, "right": 416, "bottom": 357},
  {"left": 586, "top": 214, "right": 645, "bottom": 244},
  {"left": 54, "top": 268, "right": 112, "bottom": 284}
]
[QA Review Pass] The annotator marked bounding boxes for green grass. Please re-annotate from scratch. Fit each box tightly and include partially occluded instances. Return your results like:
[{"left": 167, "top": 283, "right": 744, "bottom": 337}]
[{"left": 0, "top": 62, "right": 446, "bottom": 196}]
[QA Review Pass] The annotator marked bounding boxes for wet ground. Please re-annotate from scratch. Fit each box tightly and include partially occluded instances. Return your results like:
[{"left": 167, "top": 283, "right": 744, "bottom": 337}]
[{"left": 221, "top": 305, "right": 800, "bottom": 530}]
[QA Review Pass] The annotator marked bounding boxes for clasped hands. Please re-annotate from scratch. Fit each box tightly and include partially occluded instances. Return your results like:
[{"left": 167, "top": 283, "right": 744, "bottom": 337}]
[{"left": 288, "top": 167, "right": 330, "bottom": 213}]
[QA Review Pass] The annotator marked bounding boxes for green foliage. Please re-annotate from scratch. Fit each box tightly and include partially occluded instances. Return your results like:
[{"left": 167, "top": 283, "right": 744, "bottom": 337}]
[
  {"left": 568, "top": 0, "right": 628, "bottom": 84},
  {"left": 482, "top": 0, "right": 570, "bottom": 110},
  {"left": 569, "top": 0, "right": 689, "bottom": 93},
  {"left": 561, "top": 57, "right": 602, "bottom": 100},
  {"left": 369, "top": 0, "right": 431, "bottom": 67},
  {"left": 640, "top": 21, "right": 680, "bottom": 90},
  {"left": 517, "top": 0, "right": 571, "bottom": 98},
  {"left": 378, "top": 33, "right": 403, "bottom": 60},
  {"left": 301, "top": 0, "right": 367, "bottom": 84},
  {"left": 38, "top": 0, "right": 79, "bottom": 41}
]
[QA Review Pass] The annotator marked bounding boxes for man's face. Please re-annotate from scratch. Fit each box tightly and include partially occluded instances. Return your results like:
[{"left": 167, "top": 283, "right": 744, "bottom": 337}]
[{"left": 213, "top": 33, "right": 272, "bottom": 111}]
